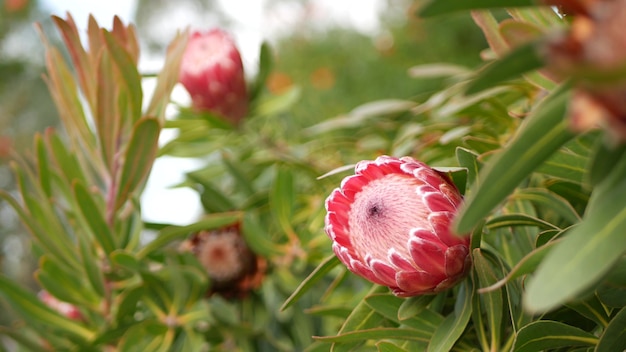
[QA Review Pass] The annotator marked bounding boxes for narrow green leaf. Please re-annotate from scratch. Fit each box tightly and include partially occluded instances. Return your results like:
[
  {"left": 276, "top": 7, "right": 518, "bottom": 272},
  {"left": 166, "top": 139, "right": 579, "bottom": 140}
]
[
  {"left": 427, "top": 279, "right": 473, "bottom": 352},
  {"left": 145, "top": 30, "right": 188, "bottom": 120},
  {"left": 137, "top": 212, "right": 242, "bottom": 258},
  {"left": 455, "top": 147, "right": 481, "bottom": 189},
  {"left": 465, "top": 40, "right": 545, "bottom": 95},
  {"left": 376, "top": 341, "right": 409, "bottom": 352},
  {"left": 596, "top": 307, "right": 626, "bottom": 352},
  {"left": 565, "top": 296, "right": 610, "bottom": 328},
  {"left": 473, "top": 249, "right": 502, "bottom": 350},
  {"left": 77, "top": 232, "right": 106, "bottom": 297},
  {"left": 73, "top": 180, "right": 116, "bottom": 254},
  {"left": 454, "top": 84, "right": 573, "bottom": 234},
  {"left": 398, "top": 295, "right": 435, "bottom": 321},
  {"left": 222, "top": 152, "right": 255, "bottom": 197},
  {"left": 249, "top": 41, "right": 273, "bottom": 101},
  {"left": 479, "top": 240, "right": 557, "bottom": 293},
  {"left": 537, "top": 149, "right": 587, "bottom": 183},
  {"left": 35, "top": 133, "right": 52, "bottom": 197},
  {"left": 512, "top": 321, "right": 597, "bottom": 352},
  {"left": 365, "top": 293, "right": 404, "bottom": 322},
  {"left": 419, "top": 0, "right": 536, "bottom": 17},
  {"left": 95, "top": 48, "right": 118, "bottom": 170},
  {"left": 486, "top": 213, "right": 560, "bottom": 231},
  {"left": 46, "top": 130, "right": 89, "bottom": 186},
  {"left": 512, "top": 188, "right": 581, "bottom": 224},
  {"left": 115, "top": 117, "right": 160, "bottom": 211},
  {"left": 316, "top": 328, "right": 430, "bottom": 344},
  {"left": 525, "top": 156, "right": 626, "bottom": 312},
  {"left": 588, "top": 140, "right": 626, "bottom": 186},
  {"left": 270, "top": 164, "right": 296, "bottom": 238},
  {"left": 0, "top": 275, "right": 95, "bottom": 342},
  {"left": 256, "top": 86, "right": 301, "bottom": 116},
  {"left": 281, "top": 255, "right": 340, "bottom": 311},
  {"left": 36, "top": 256, "right": 99, "bottom": 307},
  {"left": 241, "top": 212, "right": 283, "bottom": 257},
  {"left": 102, "top": 30, "right": 142, "bottom": 122}
]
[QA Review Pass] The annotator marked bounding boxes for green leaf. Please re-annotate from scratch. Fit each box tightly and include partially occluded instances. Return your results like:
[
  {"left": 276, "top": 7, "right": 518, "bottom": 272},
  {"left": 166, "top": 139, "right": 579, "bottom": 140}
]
[
  {"left": 454, "top": 84, "right": 573, "bottom": 234},
  {"left": 255, "top": 86, "right": 301, "bottom": 117},
  {"left": 537, "top": 148, "right": 587, "bottom": 183},
  {"left": 397, "top": 295, "right": 435, "bottom": 321},
  {"left": 249, "top": 41, "right": 273, "bottom": 101},
  {"left": 465, "top": 40, "right": 545, "bottom": 95},
  {"left": 486, "top": 213, "right": 560, "bottom": 231},
  {"left": 35, "top": 133, "right": 52, "bottom": 197},
  {"left": 525, "top": 155, "right": 626, "bottom": 312},
  {"left": 0, "top": 275, "right": 95, "bottom": 342},
  {"left": 77, "top": 232, "right": 106, "bottom": 297},
  {"left": 596, "top": 307, "right": 626, "bottom": 352},
  {"left": 473, "top": 249, "right": 502, "bottom": 350},
  {"left": 102, "top": 30, "right": 142, "bottom": 123},
  {"left": 36, "top": 256, "right": 99, "bottom": 307},
  {"left": 512, "top": 321, "right": 598, "bottom": 352},
  {"left": 376, "top": 341, "right": 409, "bottom": 352},
  {"left": 115, "top": 117, "right": 160, "bottom": 211},
  {"left": 511, "top": 188, "right": 581, "bottom": 224},
  {"left": 419, "top": 0, "right": 536, "bottom": 17},
  {"left": 478, "top": 240, "right": 558, "bottom": 293},
  {"left": 316, "top": 328, "right": 430, "bottom": 344},
  {"left": 588, "top": 140, "right": 626, "bottom": 186},
  {"left": 73, "top": 180, "right": 116, "bottom": 254},
  {"left": 270, "top": 164, "right": 296, "bottom": 239},
  {"left": 281, "top": 255, "right": 340, "bottom": 311},
  {"left": 241, "top": 212, "right": 283, "bottom": 257},
  {"left": 137, "top": 212, "right": 241, "bottom": 258},
  {"left": 365, "top": 293, "right": 404, "bottom": 322},
  {"left": 145, "top": 30, "right": 188, "bottom": 120},
  {"left": 117, "top": 320, "right": 170, "bottom": 352},
  {"left": 427, "top": 279, "right": 473, "bottom": 352},
  {"left": 456, "top": 147, "right": 481, "bottom": 189}
]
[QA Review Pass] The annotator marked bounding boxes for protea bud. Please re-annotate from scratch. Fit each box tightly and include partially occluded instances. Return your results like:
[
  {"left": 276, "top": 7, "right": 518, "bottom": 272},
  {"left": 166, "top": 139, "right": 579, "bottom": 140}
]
[
  {"left": 324, "top": 156, "right": 471, "bottom": 297},
  {"left": 179, "top": 29, "right": 249, "bottom": 124},
  {"left": 181, "top": 223, "right": 266, "bottom": 298},
  {"left": 38, "top": 290, "right": 82, "bottom": 320}
]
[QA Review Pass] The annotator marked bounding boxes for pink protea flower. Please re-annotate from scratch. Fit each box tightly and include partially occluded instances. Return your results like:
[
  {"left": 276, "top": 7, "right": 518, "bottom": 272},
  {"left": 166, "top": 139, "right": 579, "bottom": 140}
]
[
  {"left": 324, "top": 156, "right": 471, "bottom": 297},
  {"left": 179, "top": 29, "right": 249, "bottom": 124}
]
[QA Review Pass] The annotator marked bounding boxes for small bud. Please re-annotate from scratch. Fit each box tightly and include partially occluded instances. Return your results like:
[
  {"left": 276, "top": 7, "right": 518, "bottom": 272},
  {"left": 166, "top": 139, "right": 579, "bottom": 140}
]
[
  {"left": 179, "top": 29, "right": 249, "bottom": 124},
  {"left": 324, "top": 156, "right": 471, "bottom": 297}
]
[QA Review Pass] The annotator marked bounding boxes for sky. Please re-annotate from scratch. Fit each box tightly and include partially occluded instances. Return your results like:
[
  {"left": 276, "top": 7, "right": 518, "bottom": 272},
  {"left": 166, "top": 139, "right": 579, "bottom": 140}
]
[{"left": 39, "top": 0, "right": 386, "bottom": 225}]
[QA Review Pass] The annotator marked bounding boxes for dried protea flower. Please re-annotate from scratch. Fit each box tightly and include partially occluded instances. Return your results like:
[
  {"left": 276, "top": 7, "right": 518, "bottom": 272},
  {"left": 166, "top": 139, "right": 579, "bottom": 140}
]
[
  {"left": 324, "top": 156, "right": 471, "bottom": 297},
  {"left": 544, "top": 0, "right": 626, "bottom": 140},
  {"left": 38, "top": 290, "right": 82, "bottom": 320},
  {"left": 181, "top": 223, "right": 266, "bottom": 298},
  {"left": 179, "top": 29, "right": 249, "bottom": 124}
]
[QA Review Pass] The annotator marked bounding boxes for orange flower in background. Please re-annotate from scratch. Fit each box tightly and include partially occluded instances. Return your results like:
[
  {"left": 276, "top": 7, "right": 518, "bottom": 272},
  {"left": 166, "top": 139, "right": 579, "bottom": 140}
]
[
  {"left": 181, "top": 223, "right": 266, "bottom": 299},
  {"left": 266, "top": 71, "right": 294, "bottom": 95},
  {"left": 179, "top": 29, "right": 249, "bottom": 124},
  {"left": 325, "top": 156, "right": 471, "bottom": 297},
  {"left": 310, "top": 67, "right": 335, "bottom": 90},
  {"left": 5, "top": 0, "right": 28, "bottom": 12}
]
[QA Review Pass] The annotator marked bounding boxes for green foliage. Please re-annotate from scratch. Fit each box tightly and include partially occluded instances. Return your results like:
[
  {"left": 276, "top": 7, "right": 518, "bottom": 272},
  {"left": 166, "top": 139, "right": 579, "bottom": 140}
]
[{"left": 4, "top": 0, "right": 626, "bottom": 350}]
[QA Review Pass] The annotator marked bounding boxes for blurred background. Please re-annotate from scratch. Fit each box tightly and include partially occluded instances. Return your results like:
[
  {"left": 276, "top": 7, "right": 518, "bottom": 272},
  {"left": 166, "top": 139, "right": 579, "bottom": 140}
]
[{"left": 0, "top": 0, "right": 486, "bottom": 329}]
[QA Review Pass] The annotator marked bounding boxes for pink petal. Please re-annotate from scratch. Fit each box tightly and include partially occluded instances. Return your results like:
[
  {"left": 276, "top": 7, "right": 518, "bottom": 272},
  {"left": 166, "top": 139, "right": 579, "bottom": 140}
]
[
  {"left": 409, "top": 237, "right": 446, "bottom": 276},
  {"left": 388, "top": 249, "right": 417, "bottom": 272},
  {"left": 369, "top": 259, "right": 400, "bottom": 287},
  {"left": 395, "top": 270, "right": 443, "bottom": 296},
  {"left": 444, "top": 245, "right": 470, "bottom": 277},
  {"left": 423, "top": 192, "right": 455, "bottom": 213}
]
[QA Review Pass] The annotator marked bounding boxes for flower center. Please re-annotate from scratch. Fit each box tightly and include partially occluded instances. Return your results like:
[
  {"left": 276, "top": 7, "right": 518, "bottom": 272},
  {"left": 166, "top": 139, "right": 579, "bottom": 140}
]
[
  {"left": 198, "top": 230, "right": 244, "bottom": 282},
  {"left": 348, "top": 173, "right": 429, "bottom": 264}
]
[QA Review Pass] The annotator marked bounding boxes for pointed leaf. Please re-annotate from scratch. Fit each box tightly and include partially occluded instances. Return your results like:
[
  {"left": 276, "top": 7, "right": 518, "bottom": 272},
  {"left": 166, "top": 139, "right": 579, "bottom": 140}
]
[
  {"left": 596, "top": 307, "right": 626, "bottom": 352},
  {"left": 281, "top": 255, "right": 340, "bottom": 311},
  {"left": 473, "top": 249, "right": 502, "bottom": 350},
  {"left": 427, "top": 279, "right": 473, "bottom": 352},
  {"left": 466, "top": 40, "right": 545, "bottom": 95},
  {"left": 115, "top": 117, "right": 160, "bottom": 211},
  {"left": 73, "top": 180, "right": 116, "bottom": 254},
  {"left": 419, "top": 0, "right": 536, "bottom": 17},
  {"left": 512, "top": 321, "right": 597, "bottom": 352}
]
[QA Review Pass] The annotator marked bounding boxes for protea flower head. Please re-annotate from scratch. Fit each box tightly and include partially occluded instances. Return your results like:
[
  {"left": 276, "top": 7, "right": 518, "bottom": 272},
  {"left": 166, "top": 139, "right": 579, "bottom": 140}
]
[
  {"left": 179, "top": 29, "right": 249, "bottom": 124},
  {"left": 181, "top": 223, "right": 266, "bottom": 298},
  {"left": 324, "top": 156, "right": 471, "bottom": 297}
]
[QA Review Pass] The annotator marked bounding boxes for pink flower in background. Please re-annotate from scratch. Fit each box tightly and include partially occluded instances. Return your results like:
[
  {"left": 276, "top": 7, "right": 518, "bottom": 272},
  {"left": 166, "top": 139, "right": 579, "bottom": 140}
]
[
  {"left": 324, "top": 156, "right": 471, "bottom": 297},
  {"left": 179, "top": 29, "right": 249, "bottom": 124}
]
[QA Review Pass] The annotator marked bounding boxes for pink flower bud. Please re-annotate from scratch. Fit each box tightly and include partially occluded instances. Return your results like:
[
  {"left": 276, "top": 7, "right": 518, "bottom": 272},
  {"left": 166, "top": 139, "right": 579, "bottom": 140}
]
[
  {"left": 324, "top": 156, "right": 471, "bottom": 297},
  {"left": 38, "top": 290, "right": 82, "bottom": 320},
  {"left": 179, "top": 29, "right": 249, "bottom": 124}
]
